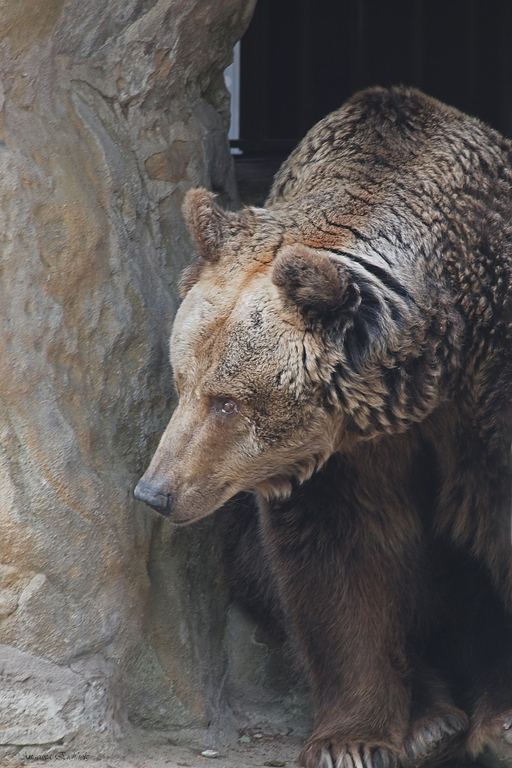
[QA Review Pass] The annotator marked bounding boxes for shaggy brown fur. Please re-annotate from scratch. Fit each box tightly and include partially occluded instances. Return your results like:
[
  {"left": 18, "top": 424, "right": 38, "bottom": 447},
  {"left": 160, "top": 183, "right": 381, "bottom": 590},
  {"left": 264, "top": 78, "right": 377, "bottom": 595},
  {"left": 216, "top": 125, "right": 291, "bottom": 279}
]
[{"left": 135, "top": 87, "right": 512, "bottom": 768}]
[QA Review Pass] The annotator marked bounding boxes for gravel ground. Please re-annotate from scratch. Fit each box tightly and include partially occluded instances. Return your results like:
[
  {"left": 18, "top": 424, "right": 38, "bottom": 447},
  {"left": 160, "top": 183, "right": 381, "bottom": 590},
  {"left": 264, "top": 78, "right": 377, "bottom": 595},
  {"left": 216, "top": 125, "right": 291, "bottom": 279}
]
[{"left": 0, "top": 729, "right": 303, "bottom": 768}]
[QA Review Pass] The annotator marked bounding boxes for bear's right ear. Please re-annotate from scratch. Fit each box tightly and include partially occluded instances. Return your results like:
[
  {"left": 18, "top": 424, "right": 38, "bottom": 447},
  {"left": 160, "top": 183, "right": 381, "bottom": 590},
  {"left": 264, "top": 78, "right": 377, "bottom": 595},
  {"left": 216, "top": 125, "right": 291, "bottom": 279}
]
[
  {"left": 272, "top": 244, "right": 360, "bottom": 320},
  {"left": 182, "top": 188, "right": 237, "bottom": 263}
]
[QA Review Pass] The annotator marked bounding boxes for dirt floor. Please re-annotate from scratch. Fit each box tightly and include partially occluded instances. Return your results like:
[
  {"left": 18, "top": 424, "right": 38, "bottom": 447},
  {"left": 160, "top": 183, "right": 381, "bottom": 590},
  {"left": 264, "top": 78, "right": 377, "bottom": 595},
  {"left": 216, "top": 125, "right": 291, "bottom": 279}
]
[{"left": 0, "top": 727, "right": 304, "bottom": 768}]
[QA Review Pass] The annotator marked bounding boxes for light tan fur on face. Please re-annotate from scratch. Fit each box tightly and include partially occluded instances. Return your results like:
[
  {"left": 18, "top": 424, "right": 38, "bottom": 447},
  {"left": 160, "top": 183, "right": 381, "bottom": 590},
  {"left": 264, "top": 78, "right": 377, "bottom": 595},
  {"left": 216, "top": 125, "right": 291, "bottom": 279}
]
[{"left": 140, "top": 250, "right": 345, "bottom": 524}]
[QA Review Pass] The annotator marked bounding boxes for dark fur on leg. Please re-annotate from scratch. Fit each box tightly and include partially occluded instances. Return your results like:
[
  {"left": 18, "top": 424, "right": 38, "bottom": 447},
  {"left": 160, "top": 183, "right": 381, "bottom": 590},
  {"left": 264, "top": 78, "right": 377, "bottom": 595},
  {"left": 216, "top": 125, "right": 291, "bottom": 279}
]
[
  {"left": 424, "top": 539, "right": 512, "bottom": 766},
  {"left": 257, "top": 448, "right": 426, "bottom": 768}
]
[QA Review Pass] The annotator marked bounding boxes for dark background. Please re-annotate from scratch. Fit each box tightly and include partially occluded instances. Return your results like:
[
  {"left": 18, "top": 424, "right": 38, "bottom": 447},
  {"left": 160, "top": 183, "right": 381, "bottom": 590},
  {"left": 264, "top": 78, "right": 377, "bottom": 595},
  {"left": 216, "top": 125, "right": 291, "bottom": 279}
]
[{"left": 237, "top": 0, "right": 512, "bottom": 151}]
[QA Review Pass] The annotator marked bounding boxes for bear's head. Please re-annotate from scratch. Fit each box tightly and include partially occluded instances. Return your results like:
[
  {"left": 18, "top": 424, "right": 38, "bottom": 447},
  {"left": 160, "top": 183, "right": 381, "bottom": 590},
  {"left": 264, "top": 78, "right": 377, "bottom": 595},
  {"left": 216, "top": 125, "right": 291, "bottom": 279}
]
[{"left": 134, "top": 188, "right": 444, "bottom": 523}]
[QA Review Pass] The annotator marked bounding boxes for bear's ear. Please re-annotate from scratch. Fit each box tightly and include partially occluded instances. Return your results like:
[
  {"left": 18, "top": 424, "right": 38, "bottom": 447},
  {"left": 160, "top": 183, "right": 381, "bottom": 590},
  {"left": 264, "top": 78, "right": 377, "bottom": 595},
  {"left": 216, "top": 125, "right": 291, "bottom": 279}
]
[
  {"left": 182, "top": 188, "right": 236, "bottom": 263},
  {"left": 272, "top": 244, "right": 360, "bottom": 319}
]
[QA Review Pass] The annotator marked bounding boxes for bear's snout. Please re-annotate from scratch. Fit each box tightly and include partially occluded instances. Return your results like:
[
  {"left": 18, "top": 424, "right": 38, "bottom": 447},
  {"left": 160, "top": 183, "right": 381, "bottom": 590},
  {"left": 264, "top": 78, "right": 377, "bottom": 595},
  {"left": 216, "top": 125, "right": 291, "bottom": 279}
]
[{"left": 134, "top": 480, "right": 174, "bottom": 516}]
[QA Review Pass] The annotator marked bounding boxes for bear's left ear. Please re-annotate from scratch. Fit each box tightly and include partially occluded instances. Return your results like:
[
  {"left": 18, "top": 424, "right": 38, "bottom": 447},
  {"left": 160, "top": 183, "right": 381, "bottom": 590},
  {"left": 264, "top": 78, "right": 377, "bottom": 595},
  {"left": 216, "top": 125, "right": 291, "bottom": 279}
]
[
  {"left": 182, "top": 188, "right": 237, "bottom": 263},
  {"left": 272, "top": 244, "right": 360, "bottom": 319}
]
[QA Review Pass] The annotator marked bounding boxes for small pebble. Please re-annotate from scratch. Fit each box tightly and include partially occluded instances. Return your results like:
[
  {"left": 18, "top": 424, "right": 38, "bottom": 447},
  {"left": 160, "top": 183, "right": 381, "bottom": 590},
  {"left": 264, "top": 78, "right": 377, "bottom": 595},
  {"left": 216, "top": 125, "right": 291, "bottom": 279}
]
[
  {"left": 239, "top": 735, "right": 251, "bottom": 744},
  {"left": 201, "top": 749, "right": 219, "bottom": 758}
]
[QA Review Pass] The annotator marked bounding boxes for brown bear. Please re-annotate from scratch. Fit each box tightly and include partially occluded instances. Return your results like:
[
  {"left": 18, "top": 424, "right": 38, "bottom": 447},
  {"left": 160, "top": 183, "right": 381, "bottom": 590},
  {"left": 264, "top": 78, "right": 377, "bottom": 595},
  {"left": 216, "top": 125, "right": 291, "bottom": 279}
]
[{"left": 135, "top": 86, "right": 512, "bottom": 768}]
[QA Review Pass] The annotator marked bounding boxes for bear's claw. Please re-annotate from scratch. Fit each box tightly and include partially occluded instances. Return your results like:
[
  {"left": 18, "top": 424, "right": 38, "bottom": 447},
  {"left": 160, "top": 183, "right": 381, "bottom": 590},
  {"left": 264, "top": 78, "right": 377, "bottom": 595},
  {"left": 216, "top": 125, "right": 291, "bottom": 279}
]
[
  {"left": 299, "top": 740, "right": 397, "bottom": 768},
  {"left": 503, "top": 714, "right": 512, "bottom": 731}
]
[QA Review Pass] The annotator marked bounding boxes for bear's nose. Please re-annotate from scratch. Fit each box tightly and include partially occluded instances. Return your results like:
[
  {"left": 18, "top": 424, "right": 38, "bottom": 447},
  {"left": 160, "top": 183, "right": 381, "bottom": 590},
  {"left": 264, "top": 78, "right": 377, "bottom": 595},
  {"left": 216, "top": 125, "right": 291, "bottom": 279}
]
[{"left": 134, "top": 481, "right": 173, "bottom": 516}]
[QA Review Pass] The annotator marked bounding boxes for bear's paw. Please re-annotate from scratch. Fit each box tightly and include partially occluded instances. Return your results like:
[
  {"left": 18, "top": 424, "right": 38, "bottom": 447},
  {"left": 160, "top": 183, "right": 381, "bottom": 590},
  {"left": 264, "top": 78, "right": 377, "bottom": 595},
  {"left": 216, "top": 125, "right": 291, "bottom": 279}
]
[
  {"left": 399, "top": 706, "right": 468, "bottom": 767},
  {"left": 467, "top": 710, "right": 512, "bottom": 766}
]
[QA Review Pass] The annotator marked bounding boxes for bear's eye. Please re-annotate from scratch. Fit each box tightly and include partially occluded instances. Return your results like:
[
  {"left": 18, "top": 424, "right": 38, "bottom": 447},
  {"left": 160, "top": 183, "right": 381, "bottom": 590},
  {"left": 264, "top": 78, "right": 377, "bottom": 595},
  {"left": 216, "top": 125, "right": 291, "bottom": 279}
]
[
  {"left": 221, "top": 399, "right": 239, "bottom": 415},
  {"left": 211, "top": 398, "right": 240, "bottom": 416}
]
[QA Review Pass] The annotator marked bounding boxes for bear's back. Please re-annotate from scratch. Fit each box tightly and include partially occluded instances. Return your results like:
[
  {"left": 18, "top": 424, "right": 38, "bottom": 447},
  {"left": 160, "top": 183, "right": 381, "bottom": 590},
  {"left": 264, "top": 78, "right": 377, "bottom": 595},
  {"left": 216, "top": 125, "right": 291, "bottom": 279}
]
[{"left": 268, "top": 86, "right": 511, "bottom": 213}]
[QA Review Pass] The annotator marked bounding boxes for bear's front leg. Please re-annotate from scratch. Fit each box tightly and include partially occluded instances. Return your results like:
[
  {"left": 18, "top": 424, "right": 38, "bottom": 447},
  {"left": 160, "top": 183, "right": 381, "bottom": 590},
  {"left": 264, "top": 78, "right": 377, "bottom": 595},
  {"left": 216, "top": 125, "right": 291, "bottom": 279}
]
[{"left": 258, "top": 452, "right": 424, "bottom": 768}]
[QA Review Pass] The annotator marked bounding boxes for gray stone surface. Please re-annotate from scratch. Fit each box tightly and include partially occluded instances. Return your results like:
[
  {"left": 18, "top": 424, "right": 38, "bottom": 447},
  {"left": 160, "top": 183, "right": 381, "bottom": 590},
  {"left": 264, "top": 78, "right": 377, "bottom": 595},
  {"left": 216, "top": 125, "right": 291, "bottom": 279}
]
[
  {"left": 0, "top": 645, "right": 124, "bottom": 750},
  {"left": 0, "top": 0, "right": 267, "bottom": 757}
]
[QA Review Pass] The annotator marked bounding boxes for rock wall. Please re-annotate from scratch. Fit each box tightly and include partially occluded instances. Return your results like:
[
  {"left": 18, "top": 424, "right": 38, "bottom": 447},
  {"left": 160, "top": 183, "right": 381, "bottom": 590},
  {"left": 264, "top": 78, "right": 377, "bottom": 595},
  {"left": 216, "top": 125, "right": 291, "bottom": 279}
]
[{"left": 0, "top": 0, "right": 257, "bottom": 756}]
